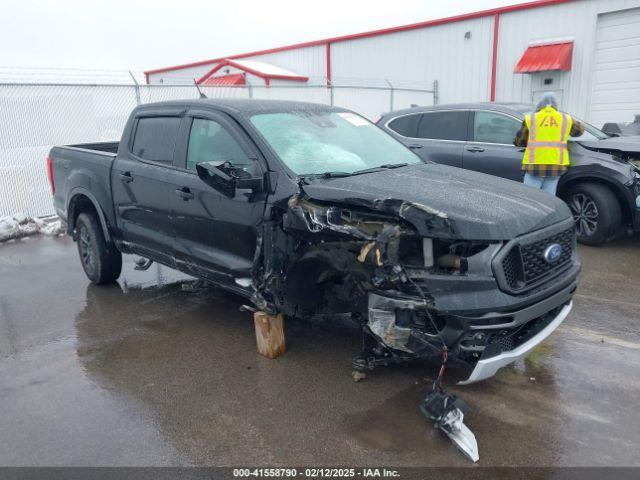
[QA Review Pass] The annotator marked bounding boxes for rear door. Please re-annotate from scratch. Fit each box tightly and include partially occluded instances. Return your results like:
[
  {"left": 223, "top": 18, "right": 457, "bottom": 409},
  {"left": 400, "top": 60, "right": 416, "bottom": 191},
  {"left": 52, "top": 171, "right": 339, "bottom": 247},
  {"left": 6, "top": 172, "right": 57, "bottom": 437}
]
[
  {"left": 385, "top": 110, "right": 468, "bottom": 168},
  {"left": 169, "top": 109, "right": 267, "bottom": 285},
  {"left": 111, "top": 110, "right": 184, "bottom": 264},
  {"left": 462, "top": 110, "right": 524, "bottom": 182}
]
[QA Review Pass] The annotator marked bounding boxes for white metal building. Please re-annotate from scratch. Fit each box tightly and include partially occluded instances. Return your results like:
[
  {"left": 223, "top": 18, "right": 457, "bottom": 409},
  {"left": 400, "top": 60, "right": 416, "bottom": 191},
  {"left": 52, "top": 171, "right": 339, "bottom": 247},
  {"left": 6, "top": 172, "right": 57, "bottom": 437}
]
[{"left": 145, "top": 0, "right": 640, "bottom": 126}]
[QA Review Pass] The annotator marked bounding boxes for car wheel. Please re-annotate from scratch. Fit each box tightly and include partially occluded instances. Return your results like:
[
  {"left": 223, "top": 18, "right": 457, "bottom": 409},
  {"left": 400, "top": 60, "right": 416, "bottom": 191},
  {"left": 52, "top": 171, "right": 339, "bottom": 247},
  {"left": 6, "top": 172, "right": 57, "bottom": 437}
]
[
  {"left": 76, "top": 213, "right": 122, "bottom": 284},
  {"left": 566, "top": 183, "right": 621, "bottom": 246}
]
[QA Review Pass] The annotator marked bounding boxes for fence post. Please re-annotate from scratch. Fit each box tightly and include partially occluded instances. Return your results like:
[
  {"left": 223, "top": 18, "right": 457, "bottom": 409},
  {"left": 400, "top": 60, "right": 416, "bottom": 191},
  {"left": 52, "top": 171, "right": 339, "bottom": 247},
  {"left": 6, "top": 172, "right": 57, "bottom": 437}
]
[
  {"left": 385, "top": 79, "right": 394, "bottom": 112},
  {"left": 329, "top": 78, "right": 334, "bottom": 106},
  {"left": 129, "top": 71, "right": 141, "bottom": 105},
  {"left": 432, "top": 79, "right": 439, "bottom": 105}
]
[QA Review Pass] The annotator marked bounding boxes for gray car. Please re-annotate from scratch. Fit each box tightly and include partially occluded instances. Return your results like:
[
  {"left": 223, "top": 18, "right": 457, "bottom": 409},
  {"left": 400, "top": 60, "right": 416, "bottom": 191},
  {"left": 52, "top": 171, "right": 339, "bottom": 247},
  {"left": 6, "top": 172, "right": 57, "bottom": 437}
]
[{"left": 378, "top": 103, "right": 640, "bottom": 245}]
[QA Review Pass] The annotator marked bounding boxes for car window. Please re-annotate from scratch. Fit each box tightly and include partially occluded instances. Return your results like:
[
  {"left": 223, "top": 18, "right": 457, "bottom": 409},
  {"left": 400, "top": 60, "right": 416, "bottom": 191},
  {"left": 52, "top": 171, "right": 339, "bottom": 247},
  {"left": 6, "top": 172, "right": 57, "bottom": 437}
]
[
  {"left": 387, "top": 114, "right": 420, "bottom": 137},
  {"left": 132, "top": 117, "right": 181, "bottom": 164},
  {"left": 417, "top": 111, "right": 468, "bottom": 141},
  {"left": 186, "top": 118, "right": 252, "bottom": 172},
  {"left": 473, "top": 111, "right": 521, "bottom": 145}
]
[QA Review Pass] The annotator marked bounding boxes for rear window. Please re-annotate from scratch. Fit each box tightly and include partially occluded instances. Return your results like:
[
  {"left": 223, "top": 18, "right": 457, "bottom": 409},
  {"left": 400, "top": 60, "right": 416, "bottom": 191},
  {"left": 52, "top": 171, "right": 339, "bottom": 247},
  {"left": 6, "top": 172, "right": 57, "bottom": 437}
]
[
  {"left": 132, "top": 116, "right": 181, "bottom": 163},
  {"left": 473, "top": 111, "right": 521, "bottom": 144},
  {"left": 416, "top": 111, "right": 468, "bottom": 141},
  {"left": 387, "top": 114, "right": 420, "bottom": 137}
]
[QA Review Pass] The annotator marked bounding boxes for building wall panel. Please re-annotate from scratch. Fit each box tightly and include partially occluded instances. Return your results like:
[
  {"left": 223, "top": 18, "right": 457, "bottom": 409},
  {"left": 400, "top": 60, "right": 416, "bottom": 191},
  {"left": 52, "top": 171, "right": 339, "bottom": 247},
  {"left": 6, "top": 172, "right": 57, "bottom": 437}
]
[
  {"left": 238, "top": 45, "right": 327, "bottom": 84},
  {"left": 147, "top": 0, "right": 640, "bottom": 124},
  {"left": 496, "top": 0, "right": 640, "bottom": 122},
  {"left": 330, "top": 16, "right": 495, "bottom": 105}
]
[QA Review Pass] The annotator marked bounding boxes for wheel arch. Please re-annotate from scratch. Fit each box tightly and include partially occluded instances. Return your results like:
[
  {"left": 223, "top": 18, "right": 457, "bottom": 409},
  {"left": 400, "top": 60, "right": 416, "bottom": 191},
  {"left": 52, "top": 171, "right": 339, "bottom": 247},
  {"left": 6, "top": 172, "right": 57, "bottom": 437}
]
[
  {"left": 66, "top": 188, "right": 112, "bottom": 242},
  {"left": 558, "top": 174, "right": 632, "bottom": 226}
]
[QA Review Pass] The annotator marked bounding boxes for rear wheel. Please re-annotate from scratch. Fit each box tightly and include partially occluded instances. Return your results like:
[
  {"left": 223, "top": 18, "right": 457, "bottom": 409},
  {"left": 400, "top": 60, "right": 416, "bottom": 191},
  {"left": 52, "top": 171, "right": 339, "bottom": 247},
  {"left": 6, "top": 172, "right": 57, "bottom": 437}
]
[
  {"left": 76, "top": 213, "right": 122, "bottom": 284},
  {"left": 565, "top": 183, "right": 621, "bottom": 246}
]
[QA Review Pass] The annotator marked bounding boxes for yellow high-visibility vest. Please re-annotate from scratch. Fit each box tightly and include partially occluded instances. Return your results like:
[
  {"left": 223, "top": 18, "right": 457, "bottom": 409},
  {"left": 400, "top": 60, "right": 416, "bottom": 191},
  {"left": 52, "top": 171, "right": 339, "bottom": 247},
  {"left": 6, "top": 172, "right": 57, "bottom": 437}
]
[{"left": 523, "top": 106, "right": 572, "bottom": 166}]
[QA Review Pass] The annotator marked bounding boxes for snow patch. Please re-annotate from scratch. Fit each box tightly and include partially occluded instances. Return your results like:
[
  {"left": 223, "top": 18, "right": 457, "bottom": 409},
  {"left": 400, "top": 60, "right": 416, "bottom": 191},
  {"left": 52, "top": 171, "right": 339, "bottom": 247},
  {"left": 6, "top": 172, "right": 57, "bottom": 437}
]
[{"left": 0, "top": 213, "right": 64, "bottom": 243}]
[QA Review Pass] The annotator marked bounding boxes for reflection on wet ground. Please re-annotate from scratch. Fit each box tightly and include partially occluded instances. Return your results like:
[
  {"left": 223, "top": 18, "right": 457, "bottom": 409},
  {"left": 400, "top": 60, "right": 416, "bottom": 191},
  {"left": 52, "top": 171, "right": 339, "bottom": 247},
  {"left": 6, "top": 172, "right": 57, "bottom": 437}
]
[{"left": 0, "top": 235, "right": 639, "bottom": 466}]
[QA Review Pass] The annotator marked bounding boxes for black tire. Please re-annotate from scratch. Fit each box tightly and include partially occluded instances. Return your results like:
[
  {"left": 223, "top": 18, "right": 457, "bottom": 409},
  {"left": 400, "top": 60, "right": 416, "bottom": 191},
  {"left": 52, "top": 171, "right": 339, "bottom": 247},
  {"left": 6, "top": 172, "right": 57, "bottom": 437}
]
[
  {"left": 565, "top": 183, "right": 621, "bottom": 246},
  {"left": 76, "top": 213, "right": 122, "bottom": 284}
]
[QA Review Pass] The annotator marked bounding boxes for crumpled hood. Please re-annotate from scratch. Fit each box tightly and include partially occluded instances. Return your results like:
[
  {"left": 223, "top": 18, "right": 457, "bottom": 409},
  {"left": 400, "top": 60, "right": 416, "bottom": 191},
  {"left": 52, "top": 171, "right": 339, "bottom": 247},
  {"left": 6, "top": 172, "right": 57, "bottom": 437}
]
[
  {"left": 301, "top": 163, "right": 572, "bottom": 240},
  {"left": 577, "top": 135, "right": 640, "bottom": 154}
]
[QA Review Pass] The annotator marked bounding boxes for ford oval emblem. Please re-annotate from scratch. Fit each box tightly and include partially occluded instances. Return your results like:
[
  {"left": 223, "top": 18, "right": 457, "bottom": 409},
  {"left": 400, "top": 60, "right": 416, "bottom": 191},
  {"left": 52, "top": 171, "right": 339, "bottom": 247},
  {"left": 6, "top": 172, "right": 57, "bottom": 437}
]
[{"left": 543, "top": 243, "right": 563, "bottom": 263}]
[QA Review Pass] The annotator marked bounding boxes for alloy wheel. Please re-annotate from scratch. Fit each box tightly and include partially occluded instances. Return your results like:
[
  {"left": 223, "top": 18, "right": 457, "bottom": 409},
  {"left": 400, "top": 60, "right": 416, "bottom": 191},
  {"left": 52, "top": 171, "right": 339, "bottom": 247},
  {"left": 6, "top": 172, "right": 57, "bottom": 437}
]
[
  {"left": 570, "top": 193, "right": 599, "bottom": 238},
  {"left": 78, "top": 226, "right": 95, "bottom": 274}
]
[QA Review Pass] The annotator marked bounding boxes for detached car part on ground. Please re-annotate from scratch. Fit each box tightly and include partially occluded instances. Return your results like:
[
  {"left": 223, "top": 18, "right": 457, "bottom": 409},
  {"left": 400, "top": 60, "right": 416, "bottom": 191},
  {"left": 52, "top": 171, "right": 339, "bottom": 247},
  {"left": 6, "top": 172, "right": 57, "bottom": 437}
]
[
  {"left": 379, "top": 103, "right": 640, "bottom": 246},
  {"left": 49, "top": 100, "right": 581, "bottom": 461}
]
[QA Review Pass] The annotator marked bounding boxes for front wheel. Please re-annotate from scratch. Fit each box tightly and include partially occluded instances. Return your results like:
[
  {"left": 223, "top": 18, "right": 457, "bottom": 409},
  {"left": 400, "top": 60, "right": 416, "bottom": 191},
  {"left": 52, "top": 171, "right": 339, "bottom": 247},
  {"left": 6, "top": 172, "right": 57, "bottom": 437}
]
[
  {"left": 76, "top": 213, "right": 122, "bottom": 284},
  {"left": 565, "top": 183, "right": 621, "bottom": 246}
]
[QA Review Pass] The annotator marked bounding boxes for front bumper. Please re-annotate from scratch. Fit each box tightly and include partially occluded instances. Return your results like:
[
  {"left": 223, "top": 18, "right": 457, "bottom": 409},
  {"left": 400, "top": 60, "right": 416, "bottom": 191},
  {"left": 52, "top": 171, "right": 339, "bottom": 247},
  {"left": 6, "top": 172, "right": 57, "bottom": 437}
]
[
  {"left": 367, "top": 278, "right": 577, "bottom": 383},
  {"left": 458, "top": 301, "right": 572, "bottom": 384}
]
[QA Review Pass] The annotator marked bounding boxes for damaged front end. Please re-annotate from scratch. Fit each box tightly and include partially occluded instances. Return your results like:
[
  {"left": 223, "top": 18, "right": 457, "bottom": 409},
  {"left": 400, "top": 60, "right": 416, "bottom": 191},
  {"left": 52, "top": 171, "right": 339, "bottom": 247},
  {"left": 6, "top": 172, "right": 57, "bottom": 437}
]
[
  {"left": 255, "top": 193, "right": 578, "bottom": 382},
  {"left": 250, "top": 189, "right": 578, "bottom": 462}
]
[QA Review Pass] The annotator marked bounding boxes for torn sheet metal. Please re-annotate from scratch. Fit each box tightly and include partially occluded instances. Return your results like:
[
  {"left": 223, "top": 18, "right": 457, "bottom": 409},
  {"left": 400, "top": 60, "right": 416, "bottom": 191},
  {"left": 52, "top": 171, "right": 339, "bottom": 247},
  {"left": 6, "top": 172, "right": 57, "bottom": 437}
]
[{"left": 421, "top": 391, "right": 479, "bottom": 462}]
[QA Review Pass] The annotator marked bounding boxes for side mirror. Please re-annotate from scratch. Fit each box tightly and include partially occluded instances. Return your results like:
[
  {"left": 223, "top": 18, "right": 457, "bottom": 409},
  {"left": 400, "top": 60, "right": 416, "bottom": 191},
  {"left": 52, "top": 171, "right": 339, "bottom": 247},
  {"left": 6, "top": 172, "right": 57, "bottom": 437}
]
[{"left": 196, "top": 160, "right": 263, "bottom": 198}]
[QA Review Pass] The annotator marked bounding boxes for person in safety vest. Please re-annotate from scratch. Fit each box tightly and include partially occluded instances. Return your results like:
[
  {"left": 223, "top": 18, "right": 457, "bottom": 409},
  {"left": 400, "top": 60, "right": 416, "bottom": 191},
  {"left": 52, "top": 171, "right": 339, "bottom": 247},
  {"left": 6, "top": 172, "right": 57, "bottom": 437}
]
[{"left": 514, "top": 92, "right": 584, "bottom": 195}]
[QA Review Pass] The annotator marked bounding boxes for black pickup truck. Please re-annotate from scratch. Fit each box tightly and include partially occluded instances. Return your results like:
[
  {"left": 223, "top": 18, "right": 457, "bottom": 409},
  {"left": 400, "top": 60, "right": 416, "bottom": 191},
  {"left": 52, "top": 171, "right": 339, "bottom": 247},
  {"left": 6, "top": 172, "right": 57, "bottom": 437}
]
[{"left": 49, "top": 99, "right": 580, "bottom": 385}]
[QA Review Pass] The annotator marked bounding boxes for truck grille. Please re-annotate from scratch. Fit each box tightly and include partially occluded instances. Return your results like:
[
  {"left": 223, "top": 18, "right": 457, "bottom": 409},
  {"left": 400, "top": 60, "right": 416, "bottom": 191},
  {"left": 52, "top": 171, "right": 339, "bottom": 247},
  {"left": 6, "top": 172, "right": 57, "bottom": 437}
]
[{"left": 497, "top": 226, "right": 575, "bottom": 294}]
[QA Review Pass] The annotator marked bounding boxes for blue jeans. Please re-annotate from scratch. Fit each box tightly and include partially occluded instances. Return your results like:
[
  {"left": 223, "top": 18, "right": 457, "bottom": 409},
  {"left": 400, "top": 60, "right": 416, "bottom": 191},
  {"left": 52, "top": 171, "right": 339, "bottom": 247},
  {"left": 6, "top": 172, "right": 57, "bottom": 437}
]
[{"left": 523, "top": 173, "right": 560, "bottom": 195}]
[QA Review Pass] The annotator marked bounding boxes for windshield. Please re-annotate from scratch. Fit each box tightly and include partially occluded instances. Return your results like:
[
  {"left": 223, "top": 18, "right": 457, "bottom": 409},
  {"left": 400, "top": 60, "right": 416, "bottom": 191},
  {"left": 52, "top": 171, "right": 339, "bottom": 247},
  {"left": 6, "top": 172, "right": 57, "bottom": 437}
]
[
  {"left": 250, "top": 110, "right": 421, "bottom": 176},
  {"left": 572, "top": 118, "right": 609, "bottom": 141}
]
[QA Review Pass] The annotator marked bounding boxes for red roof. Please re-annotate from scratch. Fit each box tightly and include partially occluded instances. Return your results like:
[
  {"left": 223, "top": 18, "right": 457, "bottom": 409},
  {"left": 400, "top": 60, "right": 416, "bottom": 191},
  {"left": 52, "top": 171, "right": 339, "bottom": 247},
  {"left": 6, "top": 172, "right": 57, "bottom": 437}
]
[
  {"left": 514, "top": 41, "right": 574, "bottom": 73},
  {"left": 200, "top": 73, "right": 246, "bottom": 86},
  {"left": 196, "top": 58, "right": 308, "bottom": 85}
]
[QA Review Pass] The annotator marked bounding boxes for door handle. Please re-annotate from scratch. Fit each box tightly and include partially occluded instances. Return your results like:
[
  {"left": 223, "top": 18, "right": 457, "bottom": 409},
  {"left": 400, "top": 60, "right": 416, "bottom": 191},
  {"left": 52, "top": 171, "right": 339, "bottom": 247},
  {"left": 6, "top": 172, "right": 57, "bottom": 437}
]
[
  {"left": 175, "top": 187, "right": 194, "bottom": 201},
  {"left": 465, "top": 146, "right": 485, "bottom": 153},
  {"left": 119, "top": 172, "right": 133, "bottom": 183},
  {"left": 408, "top": 144, "right": 423, "bottom": 150}
]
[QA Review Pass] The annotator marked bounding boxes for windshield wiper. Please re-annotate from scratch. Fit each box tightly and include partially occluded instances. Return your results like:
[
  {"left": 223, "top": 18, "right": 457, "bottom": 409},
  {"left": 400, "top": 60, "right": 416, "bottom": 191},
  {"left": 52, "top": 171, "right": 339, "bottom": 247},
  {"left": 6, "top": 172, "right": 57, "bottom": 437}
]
[
  {"left": 300, "top": 163, "right": 411, "bottom": 181},
  {"left": 351, "top": 163, "right": 409, "bottom": 175},
  {"left": 313, "top": 163, "right": 410, "bottom": 179}
]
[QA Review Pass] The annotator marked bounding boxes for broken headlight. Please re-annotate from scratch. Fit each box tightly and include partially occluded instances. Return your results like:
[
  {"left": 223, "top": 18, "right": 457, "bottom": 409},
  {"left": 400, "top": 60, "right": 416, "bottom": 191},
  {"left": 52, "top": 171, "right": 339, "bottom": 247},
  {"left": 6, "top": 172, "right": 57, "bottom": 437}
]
[{"left": 400, "top": 237, "right": 492, "bottom": 274}]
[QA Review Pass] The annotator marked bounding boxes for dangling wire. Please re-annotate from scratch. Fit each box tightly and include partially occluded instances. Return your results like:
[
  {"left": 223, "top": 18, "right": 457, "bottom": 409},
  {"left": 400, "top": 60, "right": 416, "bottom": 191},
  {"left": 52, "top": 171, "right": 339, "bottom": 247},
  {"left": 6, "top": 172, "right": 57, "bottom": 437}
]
[
  {"left": 433, "top": 347, "right": 448, "bottom": 392},
  {"left": 399, "top": 263, "right": 449, "bottom": 391}
]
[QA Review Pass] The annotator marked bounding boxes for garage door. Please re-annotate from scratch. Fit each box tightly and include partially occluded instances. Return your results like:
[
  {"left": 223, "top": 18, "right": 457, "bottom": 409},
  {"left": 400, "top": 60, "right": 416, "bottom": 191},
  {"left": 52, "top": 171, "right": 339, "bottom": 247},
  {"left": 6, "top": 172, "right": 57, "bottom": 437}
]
[{"left": 590, "top": 7, "right": 640, "bottom": 127}]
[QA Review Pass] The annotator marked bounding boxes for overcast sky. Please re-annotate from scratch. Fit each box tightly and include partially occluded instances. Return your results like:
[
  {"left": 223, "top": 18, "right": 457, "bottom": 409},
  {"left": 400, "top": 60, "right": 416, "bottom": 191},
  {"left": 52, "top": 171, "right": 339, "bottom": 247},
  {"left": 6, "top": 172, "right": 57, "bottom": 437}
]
[{"left": 2, "top": 0, "right": 521, "bottom": 72}]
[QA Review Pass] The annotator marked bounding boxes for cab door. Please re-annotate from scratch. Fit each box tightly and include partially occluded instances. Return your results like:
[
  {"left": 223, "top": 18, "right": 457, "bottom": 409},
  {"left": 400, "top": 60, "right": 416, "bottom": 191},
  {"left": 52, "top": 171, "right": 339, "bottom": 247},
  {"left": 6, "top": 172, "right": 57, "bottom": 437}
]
[
  {"left": 169, "top": 109, "right": 267, "bottom": 285},
  {"left": 462, "top": 110, "right": 524, "bottom": 182},
  {"left": 111, "top": 110, "right": 185, "bottom": 264}
]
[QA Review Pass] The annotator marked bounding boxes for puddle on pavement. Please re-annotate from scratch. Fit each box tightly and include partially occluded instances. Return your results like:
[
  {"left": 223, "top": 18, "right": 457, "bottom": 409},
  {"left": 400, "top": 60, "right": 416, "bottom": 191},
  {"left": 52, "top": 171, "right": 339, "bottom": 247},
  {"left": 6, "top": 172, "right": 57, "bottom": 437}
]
[{"left": 4, "top": 238, "right": 640, "bottom": 466}]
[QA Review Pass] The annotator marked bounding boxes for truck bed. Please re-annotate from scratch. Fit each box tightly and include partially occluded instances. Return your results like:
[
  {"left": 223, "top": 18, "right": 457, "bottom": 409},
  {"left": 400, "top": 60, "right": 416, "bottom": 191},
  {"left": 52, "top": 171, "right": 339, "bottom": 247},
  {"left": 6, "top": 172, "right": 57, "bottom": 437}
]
[
  {"left": 64, "top": 141, "right": 120, "bottom": 155},
  {"left": 50, "top": 142, "right": 119, "bottom": 225}
]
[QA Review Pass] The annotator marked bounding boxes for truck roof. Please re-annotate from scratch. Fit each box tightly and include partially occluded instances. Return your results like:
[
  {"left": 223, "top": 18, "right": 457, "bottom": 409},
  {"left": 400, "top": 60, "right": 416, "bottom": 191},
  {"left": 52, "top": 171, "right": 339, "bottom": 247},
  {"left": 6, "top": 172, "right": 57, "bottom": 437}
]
[{"left": 138, "top": 98, "right": 350, "bottom": 115}]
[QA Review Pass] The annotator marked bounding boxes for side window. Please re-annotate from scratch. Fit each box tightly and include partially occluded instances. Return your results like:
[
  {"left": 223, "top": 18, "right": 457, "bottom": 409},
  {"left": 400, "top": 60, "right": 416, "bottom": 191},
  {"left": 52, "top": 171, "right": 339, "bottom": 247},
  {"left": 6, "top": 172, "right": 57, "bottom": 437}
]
[
  {"left": 387, "top": 114, "right": 420, "bottom": 137},
  {"left": 417, "top": 111, "right": 468, "bottom": 141},
  {"left": 186, "top": 118, "right": 252, "bottom": 172},
  {"left": 473, "top": 111, "right": 521, "bottom": 145},
  {"left": 131, "top": 117, "right": 181, "bottom": 164}
]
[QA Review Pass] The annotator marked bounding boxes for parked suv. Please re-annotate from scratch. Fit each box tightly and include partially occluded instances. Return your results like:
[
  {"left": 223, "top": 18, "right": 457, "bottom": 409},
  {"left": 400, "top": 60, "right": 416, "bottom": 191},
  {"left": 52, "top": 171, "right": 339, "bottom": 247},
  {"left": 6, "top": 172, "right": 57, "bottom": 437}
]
[{"left": 379, "top": 103, "right": 640, "bottom": 245}]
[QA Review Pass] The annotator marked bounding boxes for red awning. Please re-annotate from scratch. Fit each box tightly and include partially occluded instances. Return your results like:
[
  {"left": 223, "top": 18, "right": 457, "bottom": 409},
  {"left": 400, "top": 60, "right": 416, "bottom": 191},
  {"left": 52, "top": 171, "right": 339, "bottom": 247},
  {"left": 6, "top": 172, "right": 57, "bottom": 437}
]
[
  {"left": 514, "top": 41, "right": 573, "bottom": 73},
  {"left": 200, "top": 73, "right": 246, "bottom": 86}
]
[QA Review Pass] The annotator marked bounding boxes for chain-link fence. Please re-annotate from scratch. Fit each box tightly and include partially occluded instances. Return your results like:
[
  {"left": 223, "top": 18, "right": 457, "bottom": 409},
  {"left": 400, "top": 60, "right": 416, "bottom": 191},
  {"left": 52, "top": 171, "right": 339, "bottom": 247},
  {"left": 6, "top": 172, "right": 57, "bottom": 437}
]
[{"left": 0, "top": 81, "right": 436, "bottom": 217}]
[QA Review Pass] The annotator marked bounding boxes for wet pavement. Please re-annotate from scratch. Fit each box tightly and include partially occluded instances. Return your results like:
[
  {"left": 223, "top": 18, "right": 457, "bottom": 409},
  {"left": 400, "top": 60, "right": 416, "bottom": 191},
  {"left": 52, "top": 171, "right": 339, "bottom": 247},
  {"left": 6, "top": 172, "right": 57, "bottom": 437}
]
[{"left": 0, "top": 235, "right": 639, "bottom": 467}]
